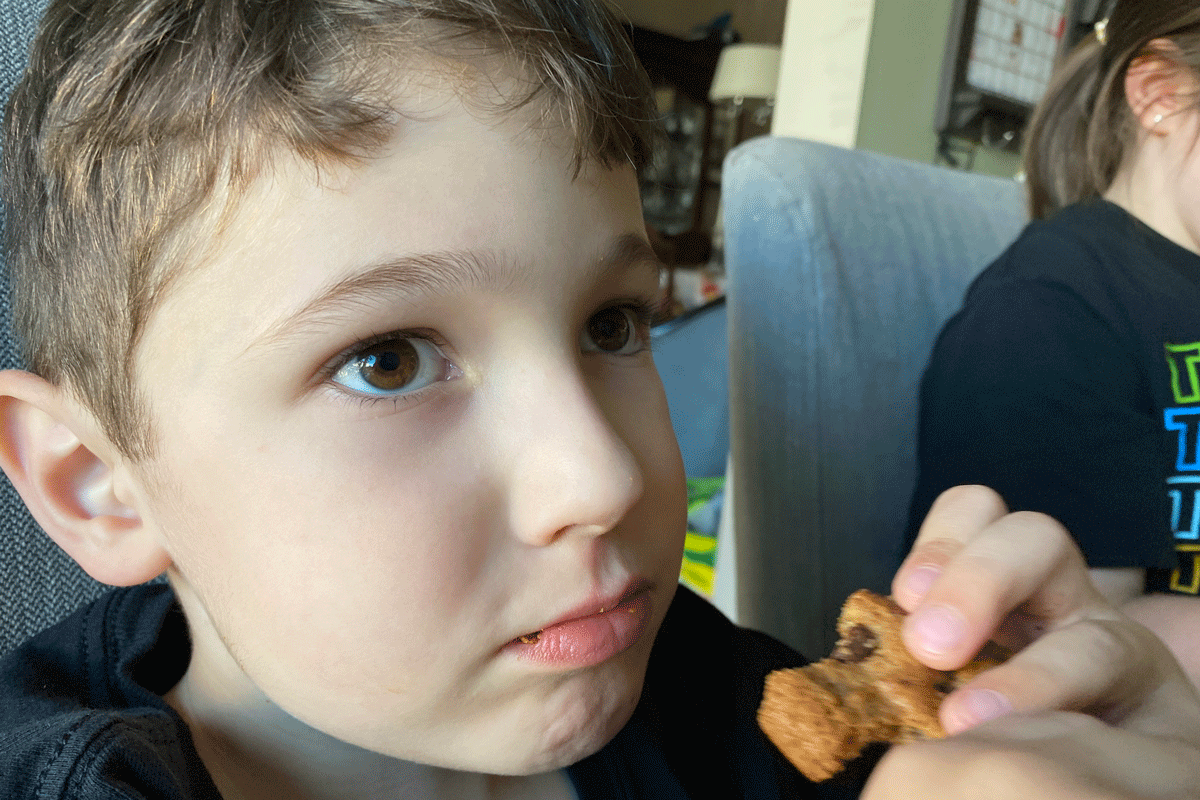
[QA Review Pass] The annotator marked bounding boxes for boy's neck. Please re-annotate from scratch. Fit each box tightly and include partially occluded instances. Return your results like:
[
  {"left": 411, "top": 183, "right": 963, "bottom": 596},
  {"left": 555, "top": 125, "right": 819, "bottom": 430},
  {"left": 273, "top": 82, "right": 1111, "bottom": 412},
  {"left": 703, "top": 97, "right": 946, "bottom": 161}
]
[
  {"left": 162, "top": 577, "right": 577, "bottom": 800},
  {"left": 166, "top": 674, "right": 577, "bottom": 800}
]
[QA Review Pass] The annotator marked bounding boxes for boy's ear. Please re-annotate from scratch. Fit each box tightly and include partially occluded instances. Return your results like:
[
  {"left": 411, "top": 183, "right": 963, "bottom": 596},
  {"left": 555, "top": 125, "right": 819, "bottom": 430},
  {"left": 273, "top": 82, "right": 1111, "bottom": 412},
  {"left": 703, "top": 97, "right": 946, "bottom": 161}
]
[
  {"left": 0, "top": 369, "right": 170, "bottom": 586},
  {"left": 1124, "top": 38, "right": 1200, "bottom": 135}
]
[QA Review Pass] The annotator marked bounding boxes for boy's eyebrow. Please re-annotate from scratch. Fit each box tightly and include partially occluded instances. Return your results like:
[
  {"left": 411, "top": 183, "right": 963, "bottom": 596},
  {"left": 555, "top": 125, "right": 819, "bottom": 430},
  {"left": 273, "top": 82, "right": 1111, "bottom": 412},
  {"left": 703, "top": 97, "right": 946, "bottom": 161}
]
[{"left": 252, "top": 233, "right": 662, "bottom": 351}]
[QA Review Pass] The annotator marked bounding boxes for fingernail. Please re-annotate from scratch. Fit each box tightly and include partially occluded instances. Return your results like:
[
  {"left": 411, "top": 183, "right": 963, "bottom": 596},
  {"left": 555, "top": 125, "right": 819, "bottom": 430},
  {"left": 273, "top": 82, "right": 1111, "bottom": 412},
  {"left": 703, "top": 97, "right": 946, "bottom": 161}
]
[
  {"left": 903, "top": 564, "right": 940, "bottom": 601},
  {"left": 958, "top": 688, "right": 1012, "bottom": 726},
  {"left": 909, "top": 604, "right": 965, "bottom": 655}
]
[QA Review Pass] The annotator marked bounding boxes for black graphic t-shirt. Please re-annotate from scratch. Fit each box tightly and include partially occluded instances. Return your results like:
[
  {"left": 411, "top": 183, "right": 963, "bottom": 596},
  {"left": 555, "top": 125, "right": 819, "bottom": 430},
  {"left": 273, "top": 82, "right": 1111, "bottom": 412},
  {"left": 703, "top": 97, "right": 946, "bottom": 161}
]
[{"left": 907, "top": 199, "right": 1200, "bottom": 595}]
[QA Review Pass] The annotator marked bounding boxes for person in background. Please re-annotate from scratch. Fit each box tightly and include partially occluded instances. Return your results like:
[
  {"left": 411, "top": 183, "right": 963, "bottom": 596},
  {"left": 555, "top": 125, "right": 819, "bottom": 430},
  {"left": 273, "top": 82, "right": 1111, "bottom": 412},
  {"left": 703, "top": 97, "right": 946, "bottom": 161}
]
[{"left": 908, "top": 0, "right": 1200, "bottom": 688}]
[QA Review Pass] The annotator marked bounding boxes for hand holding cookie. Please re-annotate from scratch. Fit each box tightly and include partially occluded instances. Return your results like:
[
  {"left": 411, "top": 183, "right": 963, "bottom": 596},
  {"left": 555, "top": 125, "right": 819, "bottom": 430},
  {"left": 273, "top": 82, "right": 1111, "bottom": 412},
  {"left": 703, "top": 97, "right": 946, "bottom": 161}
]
[{"left": 867, "top": 485, "right": 1200, "bottom": 798}]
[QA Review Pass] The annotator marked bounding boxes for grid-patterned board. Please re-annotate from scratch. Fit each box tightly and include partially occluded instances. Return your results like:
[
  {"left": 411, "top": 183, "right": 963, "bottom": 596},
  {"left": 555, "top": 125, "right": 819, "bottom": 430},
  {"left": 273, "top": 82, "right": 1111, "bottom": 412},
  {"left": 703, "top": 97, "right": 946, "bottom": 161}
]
[{"left": 966, "top": 0, "right": 1068, "bottom": 106}]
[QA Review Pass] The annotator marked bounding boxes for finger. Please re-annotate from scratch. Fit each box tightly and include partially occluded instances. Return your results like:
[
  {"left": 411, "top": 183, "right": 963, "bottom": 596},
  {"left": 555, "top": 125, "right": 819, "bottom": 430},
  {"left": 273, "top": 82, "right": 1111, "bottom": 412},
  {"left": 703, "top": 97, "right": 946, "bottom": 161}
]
[
  {"left": 902, "top": 507, "right": 1103, "bottom": 670},
  {"left": 892, "top": 484, "right": 1010, "bottom": 610},
  {"left": 941, "top": 613, "right": 1200, "bottom": 745},
  {"left": 939, "top": 616, "right": 1151, "bottom": 734}
]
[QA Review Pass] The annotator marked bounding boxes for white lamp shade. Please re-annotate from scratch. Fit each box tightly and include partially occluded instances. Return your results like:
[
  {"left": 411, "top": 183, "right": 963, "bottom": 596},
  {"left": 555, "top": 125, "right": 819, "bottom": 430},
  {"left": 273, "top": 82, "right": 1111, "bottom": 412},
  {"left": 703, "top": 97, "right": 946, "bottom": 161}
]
[{"left": 708, "top": 43, "right": 782, "bottom": 102}]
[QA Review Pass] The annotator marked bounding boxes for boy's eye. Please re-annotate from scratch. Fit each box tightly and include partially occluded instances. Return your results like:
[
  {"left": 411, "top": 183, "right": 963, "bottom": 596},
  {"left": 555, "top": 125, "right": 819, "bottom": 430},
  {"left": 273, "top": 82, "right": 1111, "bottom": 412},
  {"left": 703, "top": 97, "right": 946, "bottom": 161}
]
[
  {"left": 582, "top": 306, "right": 645, "bottom": 355},
  {"left": 331, "top": 336, "right": 453, "bottom": 397}
]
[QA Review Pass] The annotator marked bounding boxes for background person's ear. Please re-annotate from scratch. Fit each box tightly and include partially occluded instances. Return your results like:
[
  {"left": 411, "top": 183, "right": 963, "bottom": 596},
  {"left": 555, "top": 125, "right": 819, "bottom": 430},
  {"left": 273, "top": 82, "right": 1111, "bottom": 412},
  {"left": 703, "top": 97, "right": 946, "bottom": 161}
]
[
  {"left": 1124, "top": 38, "right": 1200, "bottom": 135},
  {"left": 0, "top": 369, "right": 170, "bottom": 586}
]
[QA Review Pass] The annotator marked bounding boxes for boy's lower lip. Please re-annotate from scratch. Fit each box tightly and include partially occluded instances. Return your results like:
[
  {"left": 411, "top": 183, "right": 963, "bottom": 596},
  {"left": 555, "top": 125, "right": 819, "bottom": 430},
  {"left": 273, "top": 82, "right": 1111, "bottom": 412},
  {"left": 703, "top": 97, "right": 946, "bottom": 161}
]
[{"left": 507, "top": 588, "right": 652, "bottom": 668}]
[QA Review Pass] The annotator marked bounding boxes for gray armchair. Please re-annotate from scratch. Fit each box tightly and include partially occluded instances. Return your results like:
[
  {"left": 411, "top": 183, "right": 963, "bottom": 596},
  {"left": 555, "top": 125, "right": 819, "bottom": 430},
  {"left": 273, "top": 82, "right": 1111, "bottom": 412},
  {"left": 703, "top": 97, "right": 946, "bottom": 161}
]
[{"left": 722, "top": 136, "right": 1027, "bottom": 660}]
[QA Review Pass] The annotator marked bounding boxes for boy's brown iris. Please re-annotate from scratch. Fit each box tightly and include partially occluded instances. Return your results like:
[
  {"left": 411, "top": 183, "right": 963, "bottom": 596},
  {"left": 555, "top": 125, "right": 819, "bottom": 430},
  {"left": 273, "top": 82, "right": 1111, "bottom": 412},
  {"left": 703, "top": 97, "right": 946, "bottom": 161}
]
[
  {"left": 359, "top": 340, "right": 419, "bottom": 390},
  {"left": 587, "top": 307, "right": 632, "bottom": 352}
]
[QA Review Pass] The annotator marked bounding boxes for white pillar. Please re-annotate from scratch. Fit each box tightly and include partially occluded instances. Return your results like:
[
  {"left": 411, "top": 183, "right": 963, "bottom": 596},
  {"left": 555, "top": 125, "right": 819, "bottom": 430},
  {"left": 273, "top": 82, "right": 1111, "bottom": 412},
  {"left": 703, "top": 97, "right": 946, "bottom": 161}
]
[{"left": 771, "top": 0, "right": 877, "bottom": 147}]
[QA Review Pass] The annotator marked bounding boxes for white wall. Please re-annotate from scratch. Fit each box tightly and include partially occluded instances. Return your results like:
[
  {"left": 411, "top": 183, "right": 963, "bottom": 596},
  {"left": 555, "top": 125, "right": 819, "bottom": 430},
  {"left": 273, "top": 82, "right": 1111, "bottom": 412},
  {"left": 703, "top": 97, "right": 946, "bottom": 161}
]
[{"left": 771, "top": 0, "right": 877, "bottom": 147}]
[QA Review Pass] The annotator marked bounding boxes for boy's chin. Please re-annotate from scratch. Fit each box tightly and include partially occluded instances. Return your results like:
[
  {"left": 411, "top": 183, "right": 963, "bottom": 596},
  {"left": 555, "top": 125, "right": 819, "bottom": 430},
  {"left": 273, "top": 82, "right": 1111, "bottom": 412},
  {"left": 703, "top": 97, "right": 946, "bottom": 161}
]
[
  {"left": 463, "top": 669, "right": 647, "bottom": 776},
  {"left": 493, "top": 699, "right": 638, "bottom": 776},
  {"left": 548, "top": 701, "right": 641, "bottom": 770}
]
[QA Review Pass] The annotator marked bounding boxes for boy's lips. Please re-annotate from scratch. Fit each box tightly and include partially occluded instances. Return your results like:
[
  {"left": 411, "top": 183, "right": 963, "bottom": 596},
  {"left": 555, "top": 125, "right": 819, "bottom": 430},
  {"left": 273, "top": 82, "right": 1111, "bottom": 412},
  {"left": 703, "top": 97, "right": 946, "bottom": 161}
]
[{"left": 507, "top": 580, "right": 654, "bottom": 668}]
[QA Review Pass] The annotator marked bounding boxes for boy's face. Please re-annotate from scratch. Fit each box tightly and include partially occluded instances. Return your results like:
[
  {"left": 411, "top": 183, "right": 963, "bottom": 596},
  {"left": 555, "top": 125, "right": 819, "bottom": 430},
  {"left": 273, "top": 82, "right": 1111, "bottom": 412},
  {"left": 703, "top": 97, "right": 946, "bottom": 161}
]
[{"left": 128, "top": 76, "right": 687, "bottom": 773}]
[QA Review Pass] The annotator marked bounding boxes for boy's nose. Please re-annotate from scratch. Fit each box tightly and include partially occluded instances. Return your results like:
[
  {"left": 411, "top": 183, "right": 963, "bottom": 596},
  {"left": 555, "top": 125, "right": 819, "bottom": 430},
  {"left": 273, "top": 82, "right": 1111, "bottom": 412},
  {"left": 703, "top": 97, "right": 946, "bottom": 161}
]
[{"left": 499, "top": 369, "right": 645, "bottom": 548}]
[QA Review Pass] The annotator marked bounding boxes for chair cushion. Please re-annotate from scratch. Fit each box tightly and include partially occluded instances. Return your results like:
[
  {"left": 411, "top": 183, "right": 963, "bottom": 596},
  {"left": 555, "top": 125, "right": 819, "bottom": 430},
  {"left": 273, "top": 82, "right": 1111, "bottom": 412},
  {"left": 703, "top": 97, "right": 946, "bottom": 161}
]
[{"left": 722, "top": 136, "right": 1026, "bottom": 658}]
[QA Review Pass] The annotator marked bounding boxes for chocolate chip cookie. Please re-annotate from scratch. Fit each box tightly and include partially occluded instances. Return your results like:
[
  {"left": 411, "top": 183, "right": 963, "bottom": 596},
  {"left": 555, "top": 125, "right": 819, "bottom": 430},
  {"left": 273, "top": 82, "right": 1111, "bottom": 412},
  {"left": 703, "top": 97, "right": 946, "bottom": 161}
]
[{"left": 757, "top": 589, "right": 1007, "bottom": 781}]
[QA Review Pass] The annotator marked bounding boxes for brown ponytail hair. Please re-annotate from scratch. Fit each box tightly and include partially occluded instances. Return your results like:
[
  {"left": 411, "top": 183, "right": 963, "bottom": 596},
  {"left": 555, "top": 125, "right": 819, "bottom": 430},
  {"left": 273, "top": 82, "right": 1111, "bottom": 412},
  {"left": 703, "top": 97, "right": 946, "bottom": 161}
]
[{"left": 1022, "top": 0, "right": 1200, "bottom": 219}]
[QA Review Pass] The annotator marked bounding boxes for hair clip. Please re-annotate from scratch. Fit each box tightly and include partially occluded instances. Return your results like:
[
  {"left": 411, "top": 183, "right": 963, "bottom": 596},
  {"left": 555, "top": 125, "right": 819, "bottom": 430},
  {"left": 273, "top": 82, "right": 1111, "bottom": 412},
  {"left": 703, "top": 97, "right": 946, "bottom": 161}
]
[{"left": 1094, "top": 17, "right": 1108, "bottom": 45}]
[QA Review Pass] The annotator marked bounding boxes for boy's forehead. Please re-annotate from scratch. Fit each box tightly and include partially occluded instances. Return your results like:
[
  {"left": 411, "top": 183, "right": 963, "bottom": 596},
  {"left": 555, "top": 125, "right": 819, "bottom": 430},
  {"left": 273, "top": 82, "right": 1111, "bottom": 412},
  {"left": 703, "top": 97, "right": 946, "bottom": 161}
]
[
  {"left": 149, "top": 48, "right": 623, "bottom": 304},
  {"left": 139, "top": 79, "right": 643, "bottom": 353},
  {"left": 163, "top": 66, "right": 570, "bottom": 285}
]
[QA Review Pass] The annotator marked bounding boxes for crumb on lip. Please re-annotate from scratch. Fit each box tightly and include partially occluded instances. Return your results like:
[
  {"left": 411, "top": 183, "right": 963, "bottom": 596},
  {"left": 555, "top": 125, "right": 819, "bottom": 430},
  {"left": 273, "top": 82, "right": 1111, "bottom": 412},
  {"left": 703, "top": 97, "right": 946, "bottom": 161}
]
[{"left": 517, "top": 632, "right": 541, "bottom": 645}]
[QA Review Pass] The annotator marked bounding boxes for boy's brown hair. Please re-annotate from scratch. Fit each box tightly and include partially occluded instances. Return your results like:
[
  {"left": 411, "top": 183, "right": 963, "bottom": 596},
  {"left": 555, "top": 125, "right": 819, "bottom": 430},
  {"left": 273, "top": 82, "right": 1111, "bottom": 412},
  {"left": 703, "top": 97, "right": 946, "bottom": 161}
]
[
  {"left": 2, "top": 0, "right": 658, "bottom": 459},
  {"left": 1022, "top": 0, "right": 1200, "bottom": 220}
]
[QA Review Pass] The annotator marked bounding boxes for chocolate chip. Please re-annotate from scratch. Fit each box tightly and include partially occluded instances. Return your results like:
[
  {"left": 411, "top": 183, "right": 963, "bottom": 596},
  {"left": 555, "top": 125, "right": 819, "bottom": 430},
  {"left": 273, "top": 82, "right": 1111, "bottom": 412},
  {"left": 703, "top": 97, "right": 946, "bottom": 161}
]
[{"left": 833, "top": 624, "right": 879, "bottom": 663}]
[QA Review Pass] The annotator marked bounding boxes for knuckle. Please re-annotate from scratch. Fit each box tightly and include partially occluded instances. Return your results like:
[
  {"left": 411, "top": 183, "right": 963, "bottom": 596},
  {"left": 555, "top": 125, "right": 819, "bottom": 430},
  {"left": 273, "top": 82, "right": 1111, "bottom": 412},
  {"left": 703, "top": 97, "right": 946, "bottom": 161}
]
[
  {"left": 1005, "top": 510, "right": 1072, "bottom": 548},
  {"left": 1030, "top": 586, "right": 1078, "bottom": 621},
  {"left": 906, "top": 536, "right": 963, "bottom": 568},
  {"left": 1074, "top": 617, "right": 1143, "bottom": 669},
  {"left": 938, "top": 483, "right": 1009, "bottom": 516},
  {"left": 1003, "top": 511, "right": 1088, "bottom": 578}
]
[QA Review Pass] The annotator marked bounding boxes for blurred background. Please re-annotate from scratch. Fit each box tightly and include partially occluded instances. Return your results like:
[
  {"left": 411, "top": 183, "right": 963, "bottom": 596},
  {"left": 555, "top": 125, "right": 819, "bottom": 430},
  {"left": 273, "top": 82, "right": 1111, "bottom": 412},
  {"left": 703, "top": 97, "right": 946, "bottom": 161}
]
[{"left": 617, "top": 0, "right": 1103, "bottom": 317}]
